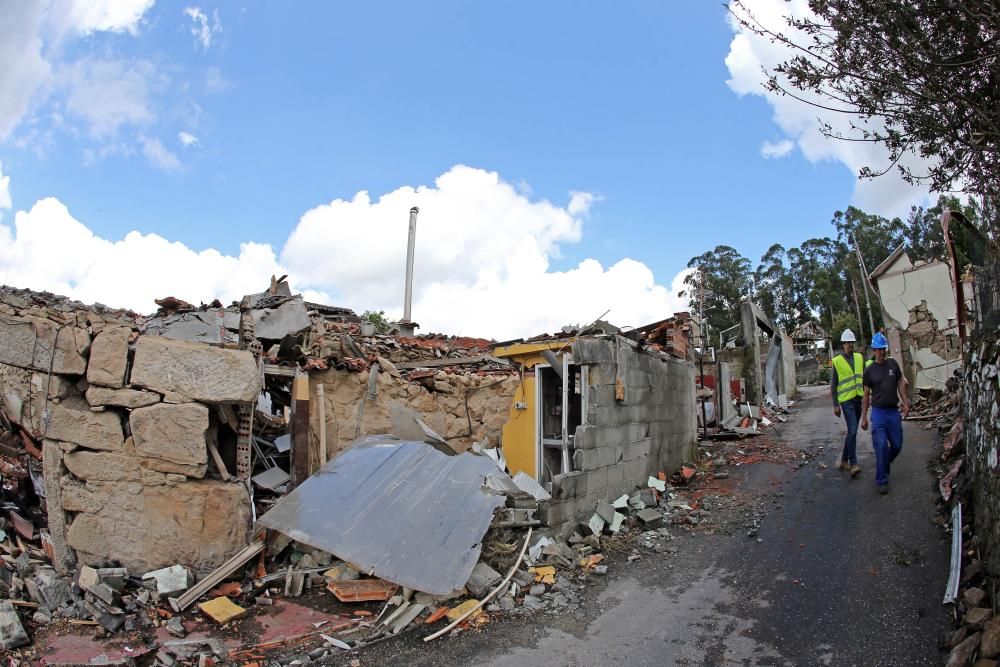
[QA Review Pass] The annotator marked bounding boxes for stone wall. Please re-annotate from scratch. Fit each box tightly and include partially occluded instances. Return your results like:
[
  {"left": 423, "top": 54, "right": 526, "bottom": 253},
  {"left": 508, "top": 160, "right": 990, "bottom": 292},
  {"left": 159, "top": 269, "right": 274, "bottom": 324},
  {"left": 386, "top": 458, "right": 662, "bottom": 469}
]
[
  {"left": 308, "top": 367, "right": 519, "bottom": 466},
  {"left": 0, "top": 287, "right": 255, "bottom": 575},
  {"left": 964, "top": 331, "right": 1000, "bottom": 575},
  {"left": 539, "top": 337, "right": 698, "bottom": 530},
  {"left": 899, "top": 301, "right": 962, "bottom": 391}
]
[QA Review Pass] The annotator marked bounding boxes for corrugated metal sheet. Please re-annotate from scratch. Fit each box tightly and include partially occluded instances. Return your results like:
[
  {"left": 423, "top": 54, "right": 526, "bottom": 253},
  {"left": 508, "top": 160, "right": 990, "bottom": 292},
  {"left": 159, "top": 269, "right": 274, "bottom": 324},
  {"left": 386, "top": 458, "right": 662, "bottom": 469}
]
[{"left": 255, "top": 435, "right": 507, "bottom": 595}]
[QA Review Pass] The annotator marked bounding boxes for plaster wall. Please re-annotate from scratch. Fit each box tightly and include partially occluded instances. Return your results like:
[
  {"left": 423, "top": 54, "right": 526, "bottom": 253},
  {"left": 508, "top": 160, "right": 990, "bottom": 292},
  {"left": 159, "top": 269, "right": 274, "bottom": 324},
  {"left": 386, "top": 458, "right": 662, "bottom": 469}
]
[{"left": 877, "top": 259, "right": 956, "bottom": 331}]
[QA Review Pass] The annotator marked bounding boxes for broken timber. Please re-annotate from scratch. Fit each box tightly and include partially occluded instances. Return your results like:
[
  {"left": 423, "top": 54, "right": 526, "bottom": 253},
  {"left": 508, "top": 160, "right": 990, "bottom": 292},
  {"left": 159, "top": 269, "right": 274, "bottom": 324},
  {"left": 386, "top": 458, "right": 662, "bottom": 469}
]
[{"left": 170, "top": 539, "right": 265, "bottom": 612}]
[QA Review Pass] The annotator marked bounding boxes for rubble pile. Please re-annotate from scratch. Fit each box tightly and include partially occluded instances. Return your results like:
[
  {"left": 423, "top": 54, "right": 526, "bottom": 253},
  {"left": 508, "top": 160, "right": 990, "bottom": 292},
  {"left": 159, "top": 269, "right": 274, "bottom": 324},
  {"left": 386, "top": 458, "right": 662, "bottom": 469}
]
[
  {"left": 923, "top": 367, "right": 995, "bottom": 666},
  {"left": 938, "top": 522, "right": 1000, "bottom": 667},
  {"left": 907, "top": 370, "right": 963, "bottom": 426},
  {"left": 625, "top": 312, "right": 694, "bottom": 361},
  {"left": 0, "top": 282, "right": 706, "bottom": 663}
]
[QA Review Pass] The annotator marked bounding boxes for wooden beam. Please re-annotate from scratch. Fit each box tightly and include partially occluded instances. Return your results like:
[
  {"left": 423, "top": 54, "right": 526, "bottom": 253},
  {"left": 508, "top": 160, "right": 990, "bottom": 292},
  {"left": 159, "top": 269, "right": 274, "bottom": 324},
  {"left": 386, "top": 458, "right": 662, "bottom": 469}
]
[
  {"left": 263, "top": 364, "right": 297, "bottom": 378},
  {"left": 290, "top": 373, "right": 311, "bottom": 488},
  {"left": 170, "top": 539, "right": 265, "bottom": 612}
]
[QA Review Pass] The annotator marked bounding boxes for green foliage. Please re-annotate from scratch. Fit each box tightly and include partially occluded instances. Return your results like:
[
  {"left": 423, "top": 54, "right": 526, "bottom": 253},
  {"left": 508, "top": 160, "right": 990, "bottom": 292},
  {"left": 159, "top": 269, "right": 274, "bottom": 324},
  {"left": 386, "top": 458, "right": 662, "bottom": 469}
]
[
  {"left": 729, "top": 0, "right": 1000, "bottom": 237},
  {"left": 683, "top": 198, "right": 975, "bottom": 341},
  {"left": 683, "top": 245, "right": 752, "bottom": 335},
  {"left": 361, "top": 310, "right": 392, "bottom": 334},
  {"left": 905, "top": 195, "right": 980, "bottom": 262},
  {"left": 831, "top": 312, "right": 862, "bottom": 347}
]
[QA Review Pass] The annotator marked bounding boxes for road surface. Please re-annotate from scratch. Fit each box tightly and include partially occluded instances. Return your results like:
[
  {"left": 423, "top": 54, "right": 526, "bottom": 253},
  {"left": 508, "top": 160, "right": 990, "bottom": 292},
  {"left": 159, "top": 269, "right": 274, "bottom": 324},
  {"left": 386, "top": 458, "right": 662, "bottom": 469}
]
[{"left": 362, "top": 384, "right": 951, "bottom": 667}]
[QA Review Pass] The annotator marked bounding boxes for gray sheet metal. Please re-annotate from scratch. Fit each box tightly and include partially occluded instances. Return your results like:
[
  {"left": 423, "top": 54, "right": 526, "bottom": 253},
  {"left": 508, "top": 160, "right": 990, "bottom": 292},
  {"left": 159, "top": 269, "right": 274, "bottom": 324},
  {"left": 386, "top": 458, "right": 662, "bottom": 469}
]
[
  {"left": 944, "top": 502, "right": 962, "bottom": 604},
  {"left": 255, "top": 435, "right": 507, "bottom": 595}
]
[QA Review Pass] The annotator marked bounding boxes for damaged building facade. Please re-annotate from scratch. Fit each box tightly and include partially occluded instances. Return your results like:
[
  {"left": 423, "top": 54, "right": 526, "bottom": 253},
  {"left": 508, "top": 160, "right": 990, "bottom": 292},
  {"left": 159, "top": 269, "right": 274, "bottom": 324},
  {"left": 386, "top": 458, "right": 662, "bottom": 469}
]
[
  {"left": 492, "top": 332, "right": 698, "bottom": 531},
  {"left": 0, "top": 287, "right": 257, "bottom": 576},
  {"left": 870, "top": 245, "right": 962, "bottom": 391},
  {"left": 0, "top": 283, "right": 701, "bottom": 592}
]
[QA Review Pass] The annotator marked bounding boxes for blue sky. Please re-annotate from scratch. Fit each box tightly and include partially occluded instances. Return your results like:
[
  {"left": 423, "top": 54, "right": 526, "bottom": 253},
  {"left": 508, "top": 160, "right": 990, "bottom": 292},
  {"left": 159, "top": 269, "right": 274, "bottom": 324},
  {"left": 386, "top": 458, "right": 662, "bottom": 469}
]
[{"left": 0, "top": 1, "right": 927, "bottom": 337}]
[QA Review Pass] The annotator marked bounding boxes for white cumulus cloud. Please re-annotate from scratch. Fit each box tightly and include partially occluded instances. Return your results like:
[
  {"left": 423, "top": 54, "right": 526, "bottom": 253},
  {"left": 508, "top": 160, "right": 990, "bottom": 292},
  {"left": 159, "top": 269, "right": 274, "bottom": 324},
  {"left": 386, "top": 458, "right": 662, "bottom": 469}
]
[
  {"left": 0, "top": 162, "right": 11, "bottom": 212},
  {"left": 139, "top": 134, "right": 181, "bottom": 170},
  {"left": 61, "top": 57, "right": 159, "bottom": 140},
  {"left": 0, "top": 197, "right": 284, "bottom": 311},
  {"left": 63, "top": 0, "right": 154, "bottom": 36},
  {"left": 0, "top": 1, "right": 156, "bottom": 142},
  {"left": 0, "top": 164, "right": 690, "bottom": 339},
  {"left": 184, "top": 7, "right": 222, "bottom": 50},
  {"left": 281, "top": 165, "right": 687, "bottom": 339},
  {"left": 726, "top": 0, "right": 930, "bottom": 216},
  {"left": 178, "top": 131, "right": 199, "bottom": 147},
  {"left": 760, "top": 139, "right": 794, "bottom": 159}
]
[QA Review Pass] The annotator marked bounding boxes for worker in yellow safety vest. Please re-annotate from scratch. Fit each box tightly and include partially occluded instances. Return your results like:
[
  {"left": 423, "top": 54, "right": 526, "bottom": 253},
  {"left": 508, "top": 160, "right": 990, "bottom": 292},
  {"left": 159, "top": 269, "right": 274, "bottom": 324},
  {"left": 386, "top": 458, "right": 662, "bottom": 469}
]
[{"left": 831, "top": 329, "right": 864, "bottom": 478}]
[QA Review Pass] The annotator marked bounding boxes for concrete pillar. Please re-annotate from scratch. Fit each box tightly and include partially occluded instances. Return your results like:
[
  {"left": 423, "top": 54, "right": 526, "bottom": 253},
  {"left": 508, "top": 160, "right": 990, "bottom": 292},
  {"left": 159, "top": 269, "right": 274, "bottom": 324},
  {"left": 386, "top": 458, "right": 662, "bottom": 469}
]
[{"left": 740, "top": 300, "right": 763, "bottom": 405}]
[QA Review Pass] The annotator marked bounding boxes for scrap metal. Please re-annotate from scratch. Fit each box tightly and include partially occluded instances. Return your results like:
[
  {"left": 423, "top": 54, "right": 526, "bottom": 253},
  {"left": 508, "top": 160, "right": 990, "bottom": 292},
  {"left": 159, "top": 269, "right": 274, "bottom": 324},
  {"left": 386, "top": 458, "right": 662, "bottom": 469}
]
[{"left": 255, "top": 435, "right": 508, "bottom": 595}]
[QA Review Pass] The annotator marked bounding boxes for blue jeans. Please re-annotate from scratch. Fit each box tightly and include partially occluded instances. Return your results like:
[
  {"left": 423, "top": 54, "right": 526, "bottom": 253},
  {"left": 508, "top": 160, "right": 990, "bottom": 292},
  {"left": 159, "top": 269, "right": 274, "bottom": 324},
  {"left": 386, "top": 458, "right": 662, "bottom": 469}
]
[
  {"left": 840, "top": 398, "right": 860, "bottom": 466},
  {"left": 871, "top": 406, "right": 903, "bottom": 486}
]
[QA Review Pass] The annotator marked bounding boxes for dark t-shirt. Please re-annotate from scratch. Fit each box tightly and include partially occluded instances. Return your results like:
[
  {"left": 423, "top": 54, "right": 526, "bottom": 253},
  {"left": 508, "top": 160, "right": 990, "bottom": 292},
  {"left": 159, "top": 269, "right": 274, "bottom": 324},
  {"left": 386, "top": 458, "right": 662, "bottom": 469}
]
[{"left": 863, "top": 358, "right": 903, "bottom": 408}]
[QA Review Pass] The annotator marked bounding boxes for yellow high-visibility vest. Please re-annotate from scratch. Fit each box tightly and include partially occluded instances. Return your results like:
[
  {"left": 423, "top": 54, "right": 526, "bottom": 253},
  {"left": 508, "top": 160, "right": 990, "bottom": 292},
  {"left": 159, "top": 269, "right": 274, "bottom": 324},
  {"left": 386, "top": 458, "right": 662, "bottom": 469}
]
[{"left": 832, "top": 352, "right": 864, "bottom": 403}]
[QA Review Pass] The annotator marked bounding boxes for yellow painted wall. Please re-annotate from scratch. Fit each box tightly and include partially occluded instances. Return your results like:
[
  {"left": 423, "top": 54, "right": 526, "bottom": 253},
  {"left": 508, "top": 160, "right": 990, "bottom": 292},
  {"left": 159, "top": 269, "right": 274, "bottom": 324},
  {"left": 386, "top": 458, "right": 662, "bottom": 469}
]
[
  {"left": 501, "top": 375, "right": 536, "bottom": 478},
  {"left": 494, "top": 340, "right": 574, "bottom": 480}
]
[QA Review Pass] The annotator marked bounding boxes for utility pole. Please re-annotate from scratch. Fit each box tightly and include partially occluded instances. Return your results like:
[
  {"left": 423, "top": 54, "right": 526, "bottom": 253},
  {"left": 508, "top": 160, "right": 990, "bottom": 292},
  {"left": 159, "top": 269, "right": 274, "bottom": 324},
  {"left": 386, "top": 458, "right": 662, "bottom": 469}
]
[
  {"left": 849, "top": 274, "right": 866, "bottom": 343},
  {"left": 850, "top": 233, "right": 877, "bottom": 345},
  {"left": 698, "top": 269, "right": 708, "bottom": 439}
]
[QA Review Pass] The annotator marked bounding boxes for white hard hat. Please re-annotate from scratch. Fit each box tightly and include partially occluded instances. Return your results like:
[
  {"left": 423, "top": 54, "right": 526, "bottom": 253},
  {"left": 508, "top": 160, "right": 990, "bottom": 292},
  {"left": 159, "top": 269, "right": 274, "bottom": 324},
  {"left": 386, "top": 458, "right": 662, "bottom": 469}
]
[{"left": 840, "top": 329, "right": 856, "bottom": 342}]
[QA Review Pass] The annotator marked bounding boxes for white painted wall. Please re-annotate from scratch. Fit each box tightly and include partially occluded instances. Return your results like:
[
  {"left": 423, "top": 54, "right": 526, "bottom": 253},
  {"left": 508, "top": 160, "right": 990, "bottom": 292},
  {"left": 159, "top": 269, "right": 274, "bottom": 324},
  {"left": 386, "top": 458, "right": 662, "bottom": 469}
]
[
  {"left": 874, "top": 252, "right": 960, "bottom": 390},
  {"left": 876, "top": 257, "right": 956, "bottom": 330}
]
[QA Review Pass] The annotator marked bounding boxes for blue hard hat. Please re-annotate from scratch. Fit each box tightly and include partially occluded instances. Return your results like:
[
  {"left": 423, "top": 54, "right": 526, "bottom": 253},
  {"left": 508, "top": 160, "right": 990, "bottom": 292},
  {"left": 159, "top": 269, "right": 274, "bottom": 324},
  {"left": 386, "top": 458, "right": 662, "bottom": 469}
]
[{"left": 871, "top": 332, "right": 888, "bottom": 349}]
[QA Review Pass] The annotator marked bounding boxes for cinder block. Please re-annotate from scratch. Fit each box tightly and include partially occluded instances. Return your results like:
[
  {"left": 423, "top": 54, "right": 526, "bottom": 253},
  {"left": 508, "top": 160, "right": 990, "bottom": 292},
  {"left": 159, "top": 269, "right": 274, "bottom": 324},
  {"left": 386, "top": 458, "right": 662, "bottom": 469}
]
[
  {"left": 552, "top": 471, "right": 585, "bottom": 499},
  {"left": 576, "top": 493, "right": 602, "bottom": 517},
  {"left": 583, "top": 466, "right": 609, "bottom": 492},
  {"left": 538, "top": 499, "right": 574, "bottom": 526},
  {"left": 627, "top": 386, "right": 652, "bottom": 405},
  {"left": 572, "top": 448, "right": 594, "bottom": 471},
  {"left": 595, "top": 406, "right": 630, "bottom": 426},
  {"left": 593, "top": 423, "right": 630, "bottom": 447},
  {"left": 574, "top": 425, "right": 599, "bottom": 450},
  {"left": 588, "top": 384, "right": 617, "bottom": 407},
  {"left": 572, "top": 339, "right": 615, "bottom": 364},
  {"left": 599, "top": 446, "right": 620, "bottom": 469},
  {"left": 606, "top": 463, "right": 625, "bottom": 489},
  {"left": 624, "top": 438, "right": 658, "bottom": 462},
  {"left": 589, "top": 363, "right": 619, "bottom": 386},
  {"left": 630, "top": 422, "right": 650, "bottom": 441},
  {"left": 629, "top": 405, "right": 652, "bottom": 423}
]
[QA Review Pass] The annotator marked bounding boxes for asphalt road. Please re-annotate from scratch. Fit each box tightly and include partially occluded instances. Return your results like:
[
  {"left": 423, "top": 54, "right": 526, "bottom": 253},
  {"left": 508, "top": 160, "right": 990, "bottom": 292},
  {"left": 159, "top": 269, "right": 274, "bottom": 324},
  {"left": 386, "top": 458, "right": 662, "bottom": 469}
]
[{"left": 352, "top": 385, "right": 951, "bottom": 667}]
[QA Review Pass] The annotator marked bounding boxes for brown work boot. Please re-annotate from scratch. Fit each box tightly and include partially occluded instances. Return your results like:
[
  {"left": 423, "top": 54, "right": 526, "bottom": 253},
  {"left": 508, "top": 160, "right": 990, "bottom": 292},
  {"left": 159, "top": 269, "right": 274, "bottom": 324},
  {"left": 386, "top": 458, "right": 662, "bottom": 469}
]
[
  {"left": 850, "top": 465, "right": 861, "bottom": 478},
  {"left": 839, "top": 461, "right": 850, "bottom": 471}
]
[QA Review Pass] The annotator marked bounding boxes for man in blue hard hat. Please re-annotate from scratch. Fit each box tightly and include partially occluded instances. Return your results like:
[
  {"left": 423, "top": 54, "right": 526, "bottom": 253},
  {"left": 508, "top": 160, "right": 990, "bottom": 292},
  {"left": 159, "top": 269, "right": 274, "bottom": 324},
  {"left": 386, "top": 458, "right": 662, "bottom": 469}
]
[
  {"left": 860, "top": 332, "right": 910, "bottom": 494},
  {"left": 830, "top": 329, "right": 863, "bottom": 478}
]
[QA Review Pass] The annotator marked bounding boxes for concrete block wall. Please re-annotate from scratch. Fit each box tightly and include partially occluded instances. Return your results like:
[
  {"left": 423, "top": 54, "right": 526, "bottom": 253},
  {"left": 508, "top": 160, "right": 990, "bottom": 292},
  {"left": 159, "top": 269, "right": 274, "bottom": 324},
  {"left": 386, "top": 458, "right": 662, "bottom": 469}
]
[
  {"left": 964, "top": 332, "right": 1000, "bottom": 575},
  {"left": 541, "top": 336, "right": 697, "bottom": 529}
]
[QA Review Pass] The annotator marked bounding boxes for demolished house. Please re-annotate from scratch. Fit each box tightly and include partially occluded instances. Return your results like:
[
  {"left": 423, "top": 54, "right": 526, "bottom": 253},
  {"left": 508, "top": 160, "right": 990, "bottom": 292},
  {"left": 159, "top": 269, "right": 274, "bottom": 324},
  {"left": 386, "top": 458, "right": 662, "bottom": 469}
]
[
  {"left": 0, "top": 281, "right": 709, "bottom": 660},
  {"left": 790, "top": 320, "right": 830, "bottom": 385},
  {"left": 706, "top": 298, "right": 798, "bottom": 438},
  {"left": 869, "top": 245, "right": 962, "bottom": 391}
]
